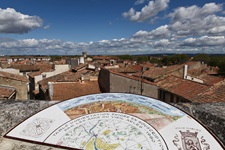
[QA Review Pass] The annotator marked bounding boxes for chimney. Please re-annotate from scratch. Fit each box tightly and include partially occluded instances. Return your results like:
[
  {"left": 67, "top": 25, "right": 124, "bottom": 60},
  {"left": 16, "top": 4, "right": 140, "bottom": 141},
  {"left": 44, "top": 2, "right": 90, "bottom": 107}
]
[
  {"left": 48, "top": 82, "right": 54, "bottom": 100},
  {"left": 80, "top": 76, "right": 85, "bottom": 83},
  {"left": 79, "top": 57, "right": 84, "bottom": 64},
  {"left": 82, "top": 51, "right": 87, "bottom": 58},
  {"left": 42, "top": 74, "right": 46, "bottom": 79},
  {"left": 184, "top": 65, "right": 188, "bottom": 79}
]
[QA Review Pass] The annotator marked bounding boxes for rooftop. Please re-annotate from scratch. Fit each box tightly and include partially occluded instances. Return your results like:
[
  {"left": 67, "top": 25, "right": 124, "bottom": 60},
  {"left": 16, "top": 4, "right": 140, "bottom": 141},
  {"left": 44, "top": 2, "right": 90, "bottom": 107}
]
[
  {"left": 11, "top": 63, "right": 53, "bottom": 72},
  {"left": 193, "top": 82, "right": 225, "bottom": 102},
  {"left": 108, "top": 69, "right": 156, "bottom": 85},
  {"left": 38, "top": 70, "right": 97, "bottom": 92},
  {"left": 109, "top": 66, "right": 138, "bottom": 73},
  {"left": 141, "top": 64, "right": 184, "bottom": 81},
  {"left": 0, "top": 86, "right": 16, "bottom": 99},
  {"left": 38, "top": 71, "right": 82, "bottom": 92},
  {"left": 71, "top": 63, "right": 87, "bottom": 71},
  {"left": 199, "top": 74, "right": 224, "bottom": 85},
  {"left": 51, "top": 81, "right": 101, "bottom": 100},
  {"left": 157, "top": 75, "right": 225, "bottom": 102},
  {"left": 0, "top": 71, "right": 28, "bottom": 82}
]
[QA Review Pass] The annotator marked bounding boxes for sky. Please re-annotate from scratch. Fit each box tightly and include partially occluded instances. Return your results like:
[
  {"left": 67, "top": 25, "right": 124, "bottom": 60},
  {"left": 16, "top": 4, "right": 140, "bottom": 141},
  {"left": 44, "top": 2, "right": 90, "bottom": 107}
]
[{"left": 0, "top": 0, "right": 225, "bottom": 55}]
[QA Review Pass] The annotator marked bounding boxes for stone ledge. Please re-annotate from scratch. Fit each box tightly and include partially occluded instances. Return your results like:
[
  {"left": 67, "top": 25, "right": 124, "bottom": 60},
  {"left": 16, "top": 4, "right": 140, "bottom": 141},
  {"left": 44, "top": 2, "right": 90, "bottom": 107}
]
[{"left": 0, "top": 100, "right": 61, "bottom": 149}]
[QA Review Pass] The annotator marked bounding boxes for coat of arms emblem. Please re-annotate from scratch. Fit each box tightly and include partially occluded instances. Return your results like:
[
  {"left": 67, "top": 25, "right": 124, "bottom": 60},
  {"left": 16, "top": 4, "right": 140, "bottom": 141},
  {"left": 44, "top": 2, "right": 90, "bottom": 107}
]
[{"left": 173, "top": 130, "right": 210, "bottom": 150}]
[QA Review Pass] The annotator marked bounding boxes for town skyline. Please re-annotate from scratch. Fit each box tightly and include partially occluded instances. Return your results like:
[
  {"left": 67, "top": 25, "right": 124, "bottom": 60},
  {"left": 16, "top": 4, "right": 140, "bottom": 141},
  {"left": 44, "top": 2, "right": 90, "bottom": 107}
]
[{"left": 1, "top": 0, "right": 225, "bottom": 55}]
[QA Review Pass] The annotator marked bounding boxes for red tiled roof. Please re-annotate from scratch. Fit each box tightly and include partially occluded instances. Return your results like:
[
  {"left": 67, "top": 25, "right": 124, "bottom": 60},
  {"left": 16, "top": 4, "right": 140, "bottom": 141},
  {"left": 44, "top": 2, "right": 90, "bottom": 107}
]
[
  {"left": 186, "top": 61, "right": 201, "bottom": 66},
  {"left": 51, "top": 81, "right": 101, "bottom": 101},
  {"left": 199, "top": 74, "right": 224, "bottom": 85},
  {"left": 38, "top": 71, "right": 82, "bottom": 92},
  {"left": 109, "top": 67, "right": 137, "bottom": 73},
  {"left": 141, "top": 63, "right": 155, "bottom": 69},
  {"left": 142, "top": 65, "right": 184, "bottom": 80},
  {"left": 193, "top": 82, "right": 225, "bottom": 102},
  {"left": 157, "top": 76, "right": 210, "bottom": 102},
  {"left": 97, "top": 60, "right": 110, "bottom": 64},
  {"left": 130, "top": 65, "right": 143, "bottom": 72},
  {"left": 0, "top": 86, "right": 16, "bottom": 99},
  {"left": 0, "top": 71, "right": 28, "bottom": 82},
  {"left": 187, "top": 67, "right": 219, "bottom": 77},
  {"left": 12, "top": 63, "right": 53, "bottom": 72},
  {"left": 38, "top": 70, "right": 97, "bottom": 92}
]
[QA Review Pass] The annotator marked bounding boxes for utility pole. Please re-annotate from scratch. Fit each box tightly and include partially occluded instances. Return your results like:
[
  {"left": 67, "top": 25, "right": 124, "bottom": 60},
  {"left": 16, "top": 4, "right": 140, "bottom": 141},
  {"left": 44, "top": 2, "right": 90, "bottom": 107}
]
[{"left": 140, "top": 66, "right": 146, "bottom": 95}]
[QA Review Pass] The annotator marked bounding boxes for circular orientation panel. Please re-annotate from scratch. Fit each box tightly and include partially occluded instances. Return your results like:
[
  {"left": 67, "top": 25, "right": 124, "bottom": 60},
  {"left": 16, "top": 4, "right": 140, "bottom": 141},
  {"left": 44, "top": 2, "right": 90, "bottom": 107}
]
[{"left": 5, "top": 93, "right": 224, "bottom": 150}]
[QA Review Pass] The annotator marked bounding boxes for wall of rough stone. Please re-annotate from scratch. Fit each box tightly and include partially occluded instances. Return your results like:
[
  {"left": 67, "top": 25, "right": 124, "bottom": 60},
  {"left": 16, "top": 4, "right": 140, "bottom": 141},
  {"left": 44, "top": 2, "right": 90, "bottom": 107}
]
[
  {"left": 172, "top": 102, "right": 225, "bottom": 147},
  {"left": 0, "top": 100, "right": 62, "bottom": 149}
]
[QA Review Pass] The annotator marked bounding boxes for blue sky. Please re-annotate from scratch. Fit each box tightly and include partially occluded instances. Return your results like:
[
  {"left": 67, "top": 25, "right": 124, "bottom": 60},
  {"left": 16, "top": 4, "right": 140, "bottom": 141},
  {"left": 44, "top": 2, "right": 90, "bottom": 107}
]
[{"left": 0, "top": 0, "right": 225, "bottom": 55}]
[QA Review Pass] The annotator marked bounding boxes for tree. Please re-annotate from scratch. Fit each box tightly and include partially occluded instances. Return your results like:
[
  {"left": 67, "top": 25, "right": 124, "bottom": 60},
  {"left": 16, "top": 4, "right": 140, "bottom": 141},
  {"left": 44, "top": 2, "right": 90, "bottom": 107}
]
[
  {"left": 193, "top": 53, "right": 210, "bottom": 64},
  {"left": 118, "top": 55, "right": 134, "bottom": 61},
  {"left": 161, "top": 56, "right": 171, "bottom": 66},
  {"left": 149, "top": 57, "right": 160, "bottom": 64},
  {"left": 208, "top": 56, "right": 220, "bottom": 67},
  {"left": 218, "top": 57, "right": 225, "bottom": 75},
  {"left": 170, "top": 54, "right": 189, "bottom": 64},
  {"left": 137, "top": 56, "right": 149, "bottom": 63}
]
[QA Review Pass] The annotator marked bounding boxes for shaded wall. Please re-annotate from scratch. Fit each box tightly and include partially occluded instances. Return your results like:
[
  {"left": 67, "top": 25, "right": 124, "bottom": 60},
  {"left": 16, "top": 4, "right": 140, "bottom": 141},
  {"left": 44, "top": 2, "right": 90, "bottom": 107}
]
[{"left": 0, "top": 77, "right": 28, "bottom": 100}]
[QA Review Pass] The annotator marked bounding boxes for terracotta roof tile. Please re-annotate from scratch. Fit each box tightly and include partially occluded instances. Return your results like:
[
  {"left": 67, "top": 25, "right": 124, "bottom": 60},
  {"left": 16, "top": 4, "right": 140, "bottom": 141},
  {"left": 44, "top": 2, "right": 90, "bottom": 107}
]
[
  {"left": 157, "top": 76, "right": 210, "bottom": 102},
  {"left": 38, "top": 70, "right": 97, "bottom": 92},
  {"left": 12, "top": 64, "right": 53, "bottom": 72},
  {"left": 193, "top": 82, "right": 225, "bottom": 102},
  {"left": 51, "top": 81, "right": 101, "bottom": 101},
  {"left": 0, "top": 86, "right": 16, "bottom": 99},
  {"left": 109, "top": 67, "right": 137, "bottom": 73},
  {"left": 142, "top": 65, "right": 183, "bottom": 80},
  {"left": 186, "top": 61, "right": 201, "bottom": 66},
  {"left": 130, "top": 65, "right": 143, "bottom": 72},
  {"left": 38, "top": 71, "right": 82, "bottom": 92},
  {"left": 199, "top": 74, "right": 224, "bottom": 85},
  {"left": 97, "top": 60, "right": 110, "bottom": 64},
  {"left": 0, "top": 71, "right": 28, "bottom": 82},
  {"left": 141, "top": 63, "right": 155, "bottom": 69},
  {"left": 157, "top": 75, "right": 225, "bottom": 102}
]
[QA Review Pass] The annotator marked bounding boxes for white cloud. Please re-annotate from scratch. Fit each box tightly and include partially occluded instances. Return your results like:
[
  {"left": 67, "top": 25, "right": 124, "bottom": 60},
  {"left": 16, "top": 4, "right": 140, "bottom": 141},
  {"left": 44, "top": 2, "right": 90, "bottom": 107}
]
[
  {"left": 122, "top": 0, "right": 169, "bottom": 22},
  {"left": 169, "top": 3, "right": 225, "bottom": 36},
  {"left": 133, "top": 30, "right": 149, "bottom": 37},
  {"left": 153, "top": 39, "right": 170, "bottom": 47},
  {"left": 134, "top": 0, "right": 148, "bottom": 5},
  {"left": 0, "top": 8, "right": 43, "bottom": 34},
  {"left": 149, "top": 25, "right": 171, "bottom": 38},
  {"left": 44, "top": 24, "right": 50, "bottom": 30},
  {"left": 181, "top": 36, "right": 225, "bottom": 47},
  {"left": 133, "top": 25, "right": 171, "bottom": 39}
]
